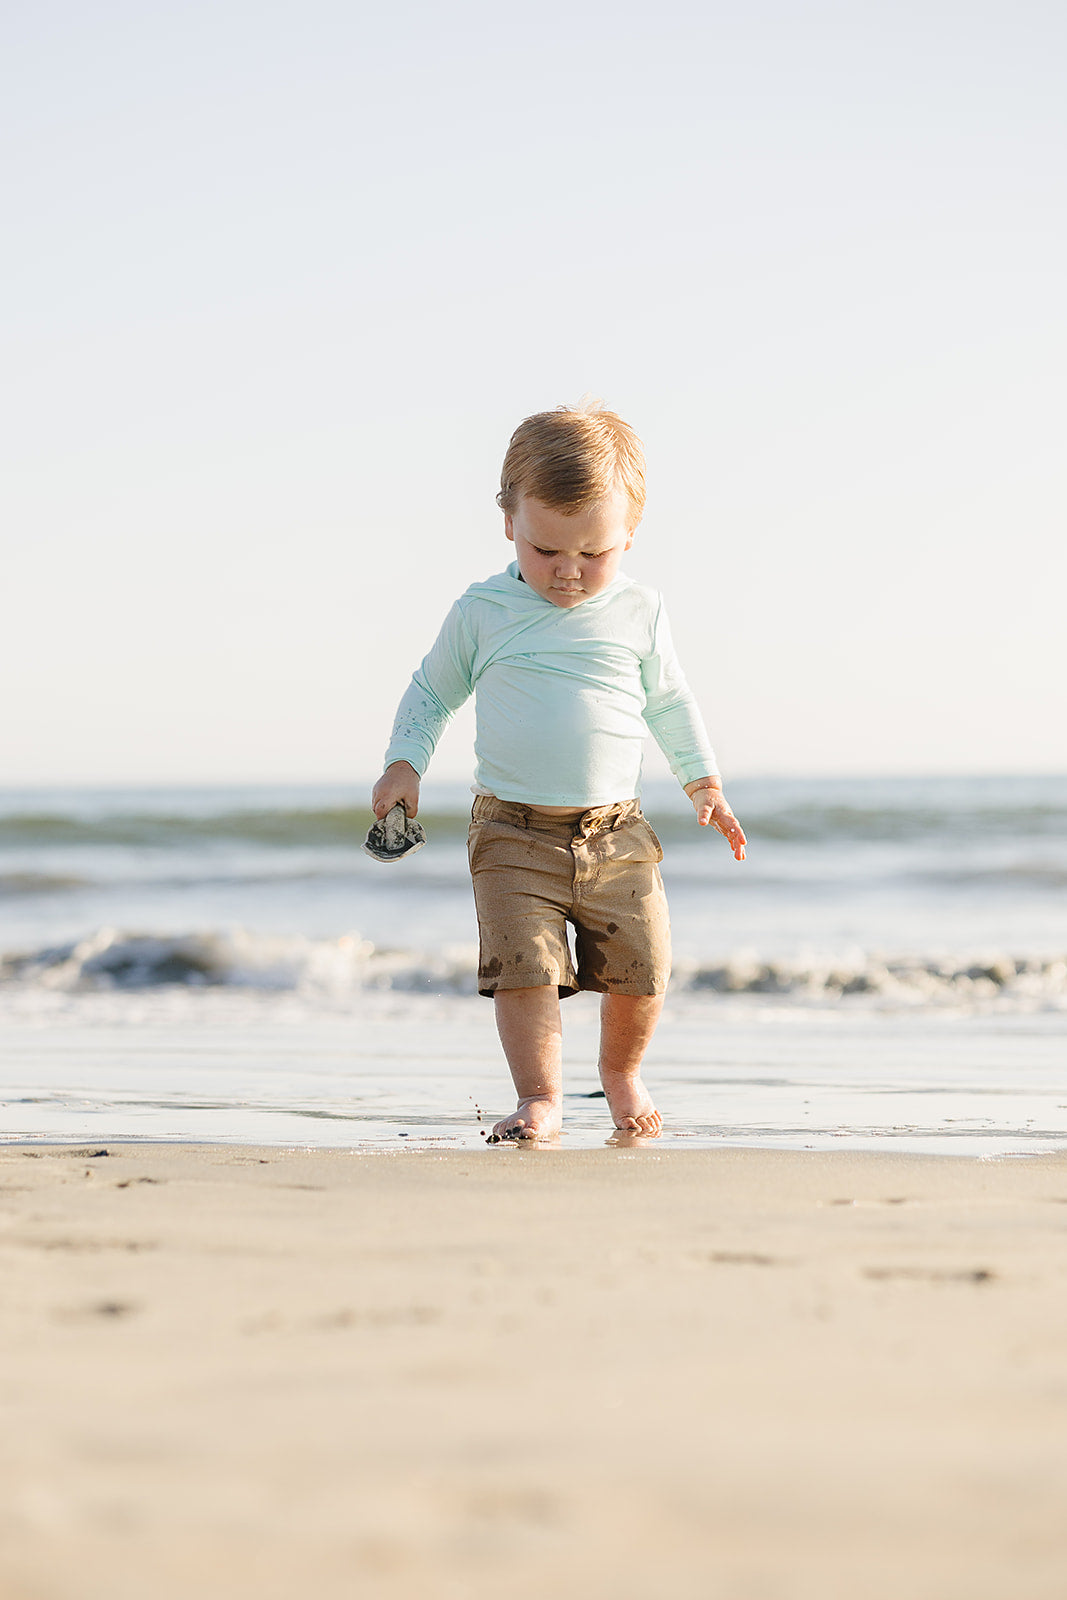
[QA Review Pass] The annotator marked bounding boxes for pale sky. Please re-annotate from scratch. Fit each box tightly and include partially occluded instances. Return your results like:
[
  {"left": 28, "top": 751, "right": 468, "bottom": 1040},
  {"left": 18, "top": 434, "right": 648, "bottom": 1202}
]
[{"left": 3, "top": 0, "right": 1064, "bottom": 786}]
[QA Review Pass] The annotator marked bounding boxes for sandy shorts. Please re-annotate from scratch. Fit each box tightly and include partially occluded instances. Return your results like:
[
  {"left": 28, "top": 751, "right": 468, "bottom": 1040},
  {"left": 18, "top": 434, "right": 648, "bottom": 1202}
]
[{"left": 467, "top": 796, "right": 671, "bottom": 999}]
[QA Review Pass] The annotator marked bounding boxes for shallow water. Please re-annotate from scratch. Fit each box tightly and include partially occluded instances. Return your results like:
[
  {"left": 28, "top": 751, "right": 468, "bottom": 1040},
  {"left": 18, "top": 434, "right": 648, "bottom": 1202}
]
[
  {"left": 2, "top": 775, "right": 1065, "bottom": 1154},
  {"left": 3, "top": 987, "right": 1065, "bottom": 1157}
]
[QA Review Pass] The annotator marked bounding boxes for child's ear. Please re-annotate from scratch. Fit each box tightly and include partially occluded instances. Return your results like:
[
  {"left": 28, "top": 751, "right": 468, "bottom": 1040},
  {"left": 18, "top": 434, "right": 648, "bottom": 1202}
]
[{"left": 504, "top": 514, "right": 515, "bottom": 543}]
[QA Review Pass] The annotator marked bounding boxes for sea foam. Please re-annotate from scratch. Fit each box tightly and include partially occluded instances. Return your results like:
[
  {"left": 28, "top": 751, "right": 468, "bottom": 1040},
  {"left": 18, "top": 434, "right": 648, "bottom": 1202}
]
[{"left": 3, "top": 925, "right": 1065, "bottom": 1012}]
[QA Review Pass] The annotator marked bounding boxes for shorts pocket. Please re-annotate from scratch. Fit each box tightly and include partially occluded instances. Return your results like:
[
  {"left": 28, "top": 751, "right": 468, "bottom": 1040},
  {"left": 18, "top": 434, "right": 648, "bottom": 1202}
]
[
  {"left": 598, "top": 816, "right": 664, "bottom": 865},
  {"left": 636, "top": 819, "right": 664, "bottom": 863}
]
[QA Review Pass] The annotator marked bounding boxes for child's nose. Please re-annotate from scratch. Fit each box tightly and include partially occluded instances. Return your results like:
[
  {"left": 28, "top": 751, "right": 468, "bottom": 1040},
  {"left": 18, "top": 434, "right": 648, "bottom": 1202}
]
[{"left": 556, "top": 556, "right": 581, "bottom": 577}]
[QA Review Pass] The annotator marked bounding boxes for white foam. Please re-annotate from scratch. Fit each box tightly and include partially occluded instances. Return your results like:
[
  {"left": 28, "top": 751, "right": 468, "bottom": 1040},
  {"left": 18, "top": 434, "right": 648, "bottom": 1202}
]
[{"left": 2, "top": 925, "right": 1066, "bottom": 1014}]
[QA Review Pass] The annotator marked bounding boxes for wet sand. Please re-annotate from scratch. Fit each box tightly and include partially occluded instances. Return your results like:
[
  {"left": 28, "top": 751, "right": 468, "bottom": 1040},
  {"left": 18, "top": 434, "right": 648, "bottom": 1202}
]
[{"left": 2, "top": 1143, "right": 1067, "bottom": 1599}]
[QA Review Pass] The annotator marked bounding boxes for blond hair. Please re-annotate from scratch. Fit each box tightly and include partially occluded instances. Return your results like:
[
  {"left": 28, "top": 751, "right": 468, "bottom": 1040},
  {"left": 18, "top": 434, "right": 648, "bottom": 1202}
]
[{"left": 497, "top": 398, "right": 646, "bottom": 528}]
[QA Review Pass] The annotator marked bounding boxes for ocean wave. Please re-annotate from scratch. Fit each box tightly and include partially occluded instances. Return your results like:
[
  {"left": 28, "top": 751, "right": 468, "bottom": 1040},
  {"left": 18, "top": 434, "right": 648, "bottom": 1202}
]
[
  {"left": 6, "top": 857, "right": 1067, "bottom": 901},
  {"left": 675, "top": 953, "right": 1067, "bottom": 1005},
  {"left": 745, "top": 803, "right": 1067, "bottom": 844},
  {"left": 0, "top": 872, "right": 91, "bottom": 898},
  {"left": 916, "top": 864, "right": 1067, "bottom": 889},
  {"left": 3, "top": 797, "right": 1067, "bottom": 851},
  {"left": 0, "top": 927, "right": 479, "bottom": 997},
  {"left": 2, "top": 926, "right": 1065, "bottom": 1010},
  {"left": 0, "top": 807, "right": 470, "bottom": 850}
]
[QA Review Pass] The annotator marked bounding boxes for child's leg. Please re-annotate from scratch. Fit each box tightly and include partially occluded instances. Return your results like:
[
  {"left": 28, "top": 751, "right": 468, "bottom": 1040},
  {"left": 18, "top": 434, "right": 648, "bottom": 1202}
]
[
  {"left": 490, "top": 987, "right": 565, "bottom": 1141},
  {"left": 598, "top": 993, "right": 664, "bottom": 1135}
]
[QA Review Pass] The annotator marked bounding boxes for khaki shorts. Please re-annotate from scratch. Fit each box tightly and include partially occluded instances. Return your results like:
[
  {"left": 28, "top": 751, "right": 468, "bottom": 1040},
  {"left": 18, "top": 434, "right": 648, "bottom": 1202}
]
[{"left": 467, "top": 796, "right": 671, "bottom": 999}]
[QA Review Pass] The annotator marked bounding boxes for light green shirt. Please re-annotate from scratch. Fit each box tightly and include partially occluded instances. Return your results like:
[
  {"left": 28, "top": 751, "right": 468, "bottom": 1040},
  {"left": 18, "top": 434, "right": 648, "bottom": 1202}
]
[{"left": 384, "top": 563, "right": 717, "bottom": 807}]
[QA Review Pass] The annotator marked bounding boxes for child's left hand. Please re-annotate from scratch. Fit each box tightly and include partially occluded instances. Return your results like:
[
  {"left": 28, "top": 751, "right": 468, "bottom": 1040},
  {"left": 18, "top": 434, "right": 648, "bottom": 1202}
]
[{"left": 684, "top": 777, "right": 747, "bottom": 861}]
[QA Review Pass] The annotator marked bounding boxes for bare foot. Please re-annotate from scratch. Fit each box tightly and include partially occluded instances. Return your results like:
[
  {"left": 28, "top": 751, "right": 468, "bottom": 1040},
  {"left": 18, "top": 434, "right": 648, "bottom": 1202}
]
[
  {"left": 488, "top": 1095, "right": 563, "bottom": 1143},
  {"left": 600, "top": 1076, "right": 662, "bottom": 1137}
]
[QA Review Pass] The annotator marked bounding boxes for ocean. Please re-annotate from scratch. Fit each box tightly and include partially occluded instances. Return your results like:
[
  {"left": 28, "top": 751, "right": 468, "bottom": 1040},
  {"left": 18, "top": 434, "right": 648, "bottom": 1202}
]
[{"left": 2, "top": 774, "right": 1065, "bottom": 1155}]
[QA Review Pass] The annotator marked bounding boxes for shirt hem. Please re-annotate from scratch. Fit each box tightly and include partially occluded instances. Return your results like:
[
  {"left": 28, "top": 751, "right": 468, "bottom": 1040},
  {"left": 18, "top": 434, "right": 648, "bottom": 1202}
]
[{"left": 481, "top": 786, "right": 641, "bottom": 808}]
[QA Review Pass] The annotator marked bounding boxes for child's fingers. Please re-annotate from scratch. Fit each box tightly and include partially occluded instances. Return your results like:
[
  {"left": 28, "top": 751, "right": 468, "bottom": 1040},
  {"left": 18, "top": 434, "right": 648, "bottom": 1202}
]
[
  {"left": 375, "top": 796, "right": 418, "bottom": 819},
  {"left": 725, "top": 816, "right": 747, "bottom": 849},
  {"left": 371, "top": 763, "right": 420, "bottom": 820},
  {"left": 688, "top": 787, "right": 743, "bottom": 847},
  {"left": 372, "top": 789, "right": 419, "bottom": 819},
  {"left": 697, "top": 800, "right": 747, "bottom": 861}
]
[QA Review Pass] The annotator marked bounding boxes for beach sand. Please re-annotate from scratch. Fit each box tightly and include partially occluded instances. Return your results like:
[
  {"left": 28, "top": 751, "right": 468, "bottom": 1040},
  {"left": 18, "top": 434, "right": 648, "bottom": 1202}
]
[{"left": 2, "top": 1144, "right": 1067, "bottom": 1599}]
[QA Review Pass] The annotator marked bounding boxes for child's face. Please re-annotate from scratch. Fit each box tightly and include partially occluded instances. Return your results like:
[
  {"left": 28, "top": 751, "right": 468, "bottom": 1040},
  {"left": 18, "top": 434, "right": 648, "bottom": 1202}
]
[{"left": 505, "top": 491, "right": 635, "bottom": 608}]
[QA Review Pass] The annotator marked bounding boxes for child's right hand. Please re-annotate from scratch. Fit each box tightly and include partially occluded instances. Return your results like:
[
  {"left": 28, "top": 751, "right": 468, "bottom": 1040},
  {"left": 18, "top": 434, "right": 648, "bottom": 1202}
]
[{"left": 371, "top": 761, "right": 421, "bottom": 819}]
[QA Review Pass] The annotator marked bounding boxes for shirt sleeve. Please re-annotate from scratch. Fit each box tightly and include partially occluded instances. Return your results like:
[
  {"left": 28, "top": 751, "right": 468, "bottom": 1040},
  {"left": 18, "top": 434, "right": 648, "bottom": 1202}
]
[
  {"left": 640, "top": 597, "right": 719, "bottom": 786},
  {"left": 382, "top": 601, "right": 477, "bottom": 776}
]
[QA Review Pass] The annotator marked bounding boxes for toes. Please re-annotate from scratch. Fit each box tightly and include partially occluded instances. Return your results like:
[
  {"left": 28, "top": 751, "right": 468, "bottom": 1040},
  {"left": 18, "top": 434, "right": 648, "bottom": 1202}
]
[
  {"left": 614, "top": 1111, "right": 662, "bottom": 1135},
  {"left": 489, "top": 1119, "right": 529, "bottom": 1143}
]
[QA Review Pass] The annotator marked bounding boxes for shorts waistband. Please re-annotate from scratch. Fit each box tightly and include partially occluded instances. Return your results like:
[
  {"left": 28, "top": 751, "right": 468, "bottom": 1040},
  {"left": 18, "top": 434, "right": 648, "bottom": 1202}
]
[{"left": 471, "top": 795, "right": 642, "bottom": 840}]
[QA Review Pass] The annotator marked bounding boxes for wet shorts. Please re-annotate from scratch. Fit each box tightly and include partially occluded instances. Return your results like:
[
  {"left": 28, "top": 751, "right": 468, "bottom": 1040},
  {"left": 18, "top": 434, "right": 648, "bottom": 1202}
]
[{"left": 467, "top": 795, "right": 671, "bottom": 999}]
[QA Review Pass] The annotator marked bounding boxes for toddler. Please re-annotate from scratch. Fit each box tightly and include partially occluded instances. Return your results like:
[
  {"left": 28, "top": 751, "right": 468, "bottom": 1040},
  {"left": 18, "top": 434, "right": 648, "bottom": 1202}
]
[{"left": 371, "top": 402, "right": 746, "bottom": 1140}]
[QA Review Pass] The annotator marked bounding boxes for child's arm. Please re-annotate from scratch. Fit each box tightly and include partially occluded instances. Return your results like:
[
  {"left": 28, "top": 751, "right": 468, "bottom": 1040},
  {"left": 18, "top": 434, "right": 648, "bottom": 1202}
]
[
  {"left": 684, "top": 776, "right": 747, "bottom": 861},
  {"left": 370, "top": 601, "right": 476, "bottom": 820},
  {"left": 641, "top": 598, "right": 746, "bottom": 861}
]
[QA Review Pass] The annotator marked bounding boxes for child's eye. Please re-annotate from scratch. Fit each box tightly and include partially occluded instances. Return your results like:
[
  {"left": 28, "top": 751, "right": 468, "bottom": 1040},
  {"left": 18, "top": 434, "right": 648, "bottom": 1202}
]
[{"left": 531, "top": 546, "right": 605, "bottom": 559}]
